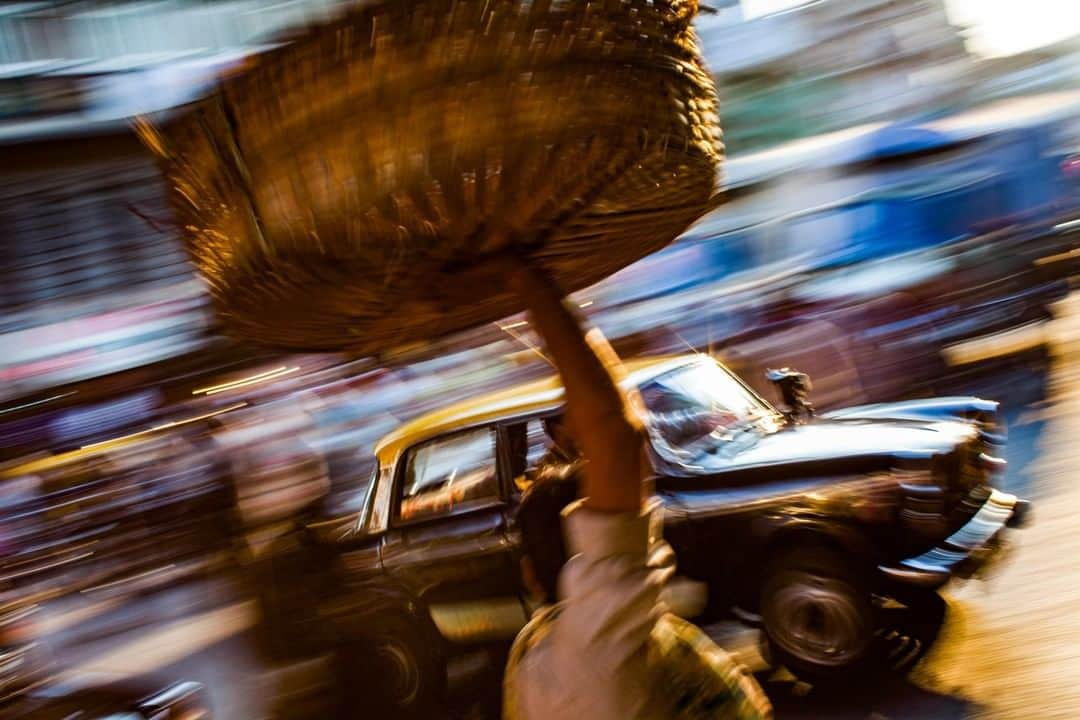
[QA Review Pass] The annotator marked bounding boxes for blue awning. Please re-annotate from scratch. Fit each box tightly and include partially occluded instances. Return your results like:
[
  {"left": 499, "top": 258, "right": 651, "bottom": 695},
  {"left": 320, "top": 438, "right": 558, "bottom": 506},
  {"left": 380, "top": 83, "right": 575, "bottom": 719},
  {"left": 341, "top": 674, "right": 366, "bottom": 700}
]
[{"left": 831, "top": 122, "right": 961, "bottom": 164}]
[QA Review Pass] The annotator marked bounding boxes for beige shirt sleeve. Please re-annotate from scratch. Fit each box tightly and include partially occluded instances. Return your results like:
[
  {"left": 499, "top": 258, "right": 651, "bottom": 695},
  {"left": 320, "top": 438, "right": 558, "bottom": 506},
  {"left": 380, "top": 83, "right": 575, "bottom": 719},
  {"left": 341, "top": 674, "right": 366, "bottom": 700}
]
[{"left": 543, "top": 500, "right": 672, "bottom": 717}]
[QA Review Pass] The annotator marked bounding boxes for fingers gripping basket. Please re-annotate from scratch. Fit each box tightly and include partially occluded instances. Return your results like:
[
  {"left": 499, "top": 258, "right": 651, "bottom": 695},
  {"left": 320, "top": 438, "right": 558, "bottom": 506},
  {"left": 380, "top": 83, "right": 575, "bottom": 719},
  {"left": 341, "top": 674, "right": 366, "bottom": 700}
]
[{"left": 141, "top": 0, "right": 722, "bottom": 353}]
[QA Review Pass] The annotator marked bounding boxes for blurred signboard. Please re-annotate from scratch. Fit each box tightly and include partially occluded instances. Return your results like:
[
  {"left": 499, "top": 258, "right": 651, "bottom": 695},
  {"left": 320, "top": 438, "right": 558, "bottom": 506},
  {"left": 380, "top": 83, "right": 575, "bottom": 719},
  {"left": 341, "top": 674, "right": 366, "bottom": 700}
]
[
  {"left": 47, "top": 390, "right": 162, "bottom": 447},
  {"left": 0, "top": 289, "right": 212, "bottom": 403}
]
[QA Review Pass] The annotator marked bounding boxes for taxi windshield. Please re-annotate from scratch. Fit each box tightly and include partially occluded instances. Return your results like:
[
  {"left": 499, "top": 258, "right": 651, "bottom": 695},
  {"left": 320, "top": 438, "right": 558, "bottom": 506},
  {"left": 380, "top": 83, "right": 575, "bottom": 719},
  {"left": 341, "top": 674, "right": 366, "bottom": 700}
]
[{"left": 638, "top": 358, "right": 776, "bottom": 461}]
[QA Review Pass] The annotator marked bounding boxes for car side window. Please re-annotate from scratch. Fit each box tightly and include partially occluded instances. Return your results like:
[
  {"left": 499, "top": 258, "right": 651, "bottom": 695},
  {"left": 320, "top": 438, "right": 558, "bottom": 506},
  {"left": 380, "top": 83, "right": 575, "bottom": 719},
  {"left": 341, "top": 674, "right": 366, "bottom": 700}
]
[
  {"left": 398, "top": 426, "right": 498, "bottom": 522},
  {"left": 524, "top": 421, "right": 550, "bottom": 471},
  {"left": 505, "top": 416, "right": 565, "bottom": 496},
  {"left": 503, "top": 414, "right": 574, "bottom": 498}
]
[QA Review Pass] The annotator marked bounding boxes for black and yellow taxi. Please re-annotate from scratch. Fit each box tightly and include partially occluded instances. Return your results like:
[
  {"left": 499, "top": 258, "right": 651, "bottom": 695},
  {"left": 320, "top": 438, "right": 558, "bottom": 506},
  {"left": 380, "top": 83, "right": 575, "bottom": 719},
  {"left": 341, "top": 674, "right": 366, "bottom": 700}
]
[{"left": 254, "top": 353, "right": 1028, "bottom": 716}]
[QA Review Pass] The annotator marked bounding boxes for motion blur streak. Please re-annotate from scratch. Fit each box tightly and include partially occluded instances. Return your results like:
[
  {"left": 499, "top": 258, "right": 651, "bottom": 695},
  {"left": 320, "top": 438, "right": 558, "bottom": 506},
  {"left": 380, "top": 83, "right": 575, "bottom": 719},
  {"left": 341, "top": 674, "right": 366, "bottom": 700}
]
[
  {"left": 0, "top": 0, "right": 1076, "bottom": 718},
  {"left": 79, "top": 402, "right": 249, "bottom": 450},
  {"left": 0, "top": 393, "right": 77, "bottom": 417},
  {"left": 192, "top": 367, "right": 299, "bottom": 395}
]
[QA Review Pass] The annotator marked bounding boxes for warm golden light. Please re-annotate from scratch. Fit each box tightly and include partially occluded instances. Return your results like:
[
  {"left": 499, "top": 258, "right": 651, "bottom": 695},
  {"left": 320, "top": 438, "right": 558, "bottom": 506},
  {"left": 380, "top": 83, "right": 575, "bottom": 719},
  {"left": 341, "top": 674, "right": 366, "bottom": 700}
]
[
  {"left": 79, "top": 402, "right": 248, "bottom": 451},
  {"left": 192, "top": 367, "right": 300, "bottom": 396}
]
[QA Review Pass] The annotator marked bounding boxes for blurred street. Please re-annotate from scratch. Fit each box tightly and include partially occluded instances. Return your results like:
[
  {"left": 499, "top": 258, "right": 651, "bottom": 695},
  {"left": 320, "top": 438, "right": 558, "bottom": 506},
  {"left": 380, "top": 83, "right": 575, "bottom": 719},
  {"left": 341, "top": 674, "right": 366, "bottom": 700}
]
[
  {"left": 0, "top": 1, "right": 1077, "bottom": 718},
  {"left": 17, "top": 291, "right": 1075, "bottom": 719},
  {"left": 905, "top": 291, "right": 1080, "bottom": 720}
]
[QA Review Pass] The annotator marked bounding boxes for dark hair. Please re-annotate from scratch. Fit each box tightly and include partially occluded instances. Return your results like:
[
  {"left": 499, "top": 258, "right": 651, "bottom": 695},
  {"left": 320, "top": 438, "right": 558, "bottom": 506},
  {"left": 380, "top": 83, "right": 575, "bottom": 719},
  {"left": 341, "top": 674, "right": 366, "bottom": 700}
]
[
  {"left": 541, "top": 414, "right": 563, "bottom": 435},
  {"left": 515, "top": 469, "right": 580, "bottom": 603}
]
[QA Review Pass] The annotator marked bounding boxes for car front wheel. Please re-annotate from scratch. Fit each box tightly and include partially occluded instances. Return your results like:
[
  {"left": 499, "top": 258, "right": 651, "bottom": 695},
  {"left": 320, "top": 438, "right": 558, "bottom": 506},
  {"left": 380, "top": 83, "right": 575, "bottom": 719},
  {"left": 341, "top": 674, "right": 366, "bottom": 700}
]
[
  {"left": 336, "top": 615, "right": 444, "bottom": 718},
  {"left": 761, "top": 546, "right": 875, "bottom": 683}
]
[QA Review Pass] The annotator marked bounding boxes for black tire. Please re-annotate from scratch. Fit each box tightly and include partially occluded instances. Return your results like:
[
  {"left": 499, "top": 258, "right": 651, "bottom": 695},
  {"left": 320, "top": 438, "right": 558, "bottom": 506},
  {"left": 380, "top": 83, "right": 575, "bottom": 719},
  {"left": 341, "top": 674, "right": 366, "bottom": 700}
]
[
  {"left": 335, "top": 615, "right": 445, "bottom": 719},
  {"left": 760, "top": 545, "right": 876, "bottom": 684}
]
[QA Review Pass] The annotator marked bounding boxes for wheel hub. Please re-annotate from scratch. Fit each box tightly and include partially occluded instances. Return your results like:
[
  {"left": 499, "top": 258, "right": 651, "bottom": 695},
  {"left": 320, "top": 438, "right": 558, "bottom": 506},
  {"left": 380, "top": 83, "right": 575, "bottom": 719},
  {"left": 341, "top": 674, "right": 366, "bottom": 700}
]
[
  {"left": 377, "top": 640, "right": 421, "bottom": 706},
  {"left": 767, "top": 573, "right": 870, "bottom": 667}
]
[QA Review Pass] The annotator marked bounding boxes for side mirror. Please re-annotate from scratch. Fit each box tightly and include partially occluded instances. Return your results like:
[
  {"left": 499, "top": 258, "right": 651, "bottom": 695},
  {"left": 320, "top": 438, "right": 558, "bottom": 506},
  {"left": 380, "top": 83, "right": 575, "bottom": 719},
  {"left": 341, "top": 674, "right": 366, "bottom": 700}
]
[
  {"left": 304, "top": 511, "right": 365, "bottom": 544},
  {"left": 766, "top": 367, "right": 814, "bottom": 423}
]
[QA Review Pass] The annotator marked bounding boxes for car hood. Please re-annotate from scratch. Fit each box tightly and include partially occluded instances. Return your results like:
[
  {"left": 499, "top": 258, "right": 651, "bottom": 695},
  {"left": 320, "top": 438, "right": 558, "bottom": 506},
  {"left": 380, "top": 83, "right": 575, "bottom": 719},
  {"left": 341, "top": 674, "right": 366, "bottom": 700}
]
[
  {"left": 819, "top": 396, "right": 999, "bottom": 424},
  {"left": 657, "top": 407, "right": 980, "bottom": 484}
]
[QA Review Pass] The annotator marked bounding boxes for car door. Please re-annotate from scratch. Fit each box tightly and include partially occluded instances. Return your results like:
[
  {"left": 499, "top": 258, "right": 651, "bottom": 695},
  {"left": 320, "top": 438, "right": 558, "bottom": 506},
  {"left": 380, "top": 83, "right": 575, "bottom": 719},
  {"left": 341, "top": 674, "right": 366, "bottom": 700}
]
[{"left": 379, "top": 424, "right": 527, "bottom": 645}]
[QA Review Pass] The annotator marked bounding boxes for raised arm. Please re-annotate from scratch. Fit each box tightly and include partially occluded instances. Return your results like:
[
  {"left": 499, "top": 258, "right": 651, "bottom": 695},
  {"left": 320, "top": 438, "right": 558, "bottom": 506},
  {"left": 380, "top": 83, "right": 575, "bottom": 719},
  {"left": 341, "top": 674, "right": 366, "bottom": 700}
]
[{"left": 508, "top": 263, "right": 645, "bottom": 514}]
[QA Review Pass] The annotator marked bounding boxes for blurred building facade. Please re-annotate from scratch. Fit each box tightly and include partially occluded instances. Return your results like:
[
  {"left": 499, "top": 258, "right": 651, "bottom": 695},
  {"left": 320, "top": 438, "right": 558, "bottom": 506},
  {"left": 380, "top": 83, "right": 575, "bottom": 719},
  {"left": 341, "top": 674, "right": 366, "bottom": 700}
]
[
  {"left": 0, "top": 1, "right": 336, "bottom": 128},
  {"left": 0, "top": 0, "right": 1075, "bottom": 407},
  {"left": 969, "top": 36, "right": 1080, "bottom": 103},
  {"left": 696, "top": 0, "right": 974, "bottom": 152},
  {"left": 0, "top": 1, "right": 348, "bottom": 402},
  {"left": 0, "top": 126, "right": 217, "bottom": 402}
]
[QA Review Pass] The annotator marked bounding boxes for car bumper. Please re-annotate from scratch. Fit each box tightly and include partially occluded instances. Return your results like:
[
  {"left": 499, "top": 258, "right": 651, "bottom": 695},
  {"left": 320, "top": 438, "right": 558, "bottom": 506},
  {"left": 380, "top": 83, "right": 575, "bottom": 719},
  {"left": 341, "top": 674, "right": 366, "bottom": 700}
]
[{"left": 879, "top": 489, "right": 1030, "bottom": 590}]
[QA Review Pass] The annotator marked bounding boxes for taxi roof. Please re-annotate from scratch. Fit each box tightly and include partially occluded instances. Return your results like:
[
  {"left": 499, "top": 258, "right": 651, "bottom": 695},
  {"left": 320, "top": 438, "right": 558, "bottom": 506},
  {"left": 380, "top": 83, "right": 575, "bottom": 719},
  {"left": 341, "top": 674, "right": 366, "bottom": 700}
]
[{"left": 373, "top": 354, "right": 702, "bottom": 462}]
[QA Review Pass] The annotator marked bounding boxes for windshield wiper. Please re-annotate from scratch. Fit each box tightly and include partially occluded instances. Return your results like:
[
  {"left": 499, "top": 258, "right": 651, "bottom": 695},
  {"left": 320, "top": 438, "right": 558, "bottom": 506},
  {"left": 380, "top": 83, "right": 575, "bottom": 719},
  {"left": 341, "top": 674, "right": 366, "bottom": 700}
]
[{"left": 699, "top": 410, "right": 776, "bottom": 455}]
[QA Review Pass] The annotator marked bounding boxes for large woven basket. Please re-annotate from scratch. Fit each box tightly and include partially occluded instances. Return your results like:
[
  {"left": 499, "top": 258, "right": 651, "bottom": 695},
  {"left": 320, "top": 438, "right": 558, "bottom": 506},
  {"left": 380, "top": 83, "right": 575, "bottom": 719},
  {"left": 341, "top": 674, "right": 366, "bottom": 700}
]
[{"left": 141, "top": 0, "right": 722, "bottom": 353}]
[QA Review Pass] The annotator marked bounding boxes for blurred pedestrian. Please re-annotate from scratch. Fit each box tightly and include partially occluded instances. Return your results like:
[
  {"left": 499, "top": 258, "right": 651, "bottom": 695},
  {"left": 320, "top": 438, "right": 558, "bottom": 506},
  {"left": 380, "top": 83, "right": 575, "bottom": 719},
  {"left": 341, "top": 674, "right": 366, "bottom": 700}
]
[
  {"left": 209, "top": 405, "right": 330, "bottom": 563},
  {"left": 495, "top": 259, "right": 772, "bottom": 720},
  {"left": 534, "top": 415, "right": 581, "bottom": 472}
]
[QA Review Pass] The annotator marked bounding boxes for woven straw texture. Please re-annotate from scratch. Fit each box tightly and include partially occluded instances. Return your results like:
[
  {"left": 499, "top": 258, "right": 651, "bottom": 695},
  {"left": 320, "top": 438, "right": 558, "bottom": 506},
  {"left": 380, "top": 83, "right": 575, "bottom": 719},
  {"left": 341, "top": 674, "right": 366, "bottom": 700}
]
[{"left": 142, "top": 0, "right": 722, "bottom": 353}]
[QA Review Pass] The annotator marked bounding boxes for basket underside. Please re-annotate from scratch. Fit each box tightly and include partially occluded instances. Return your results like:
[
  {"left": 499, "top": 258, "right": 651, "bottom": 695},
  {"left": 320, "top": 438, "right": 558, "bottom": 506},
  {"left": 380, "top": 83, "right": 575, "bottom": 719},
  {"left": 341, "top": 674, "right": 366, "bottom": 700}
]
[{"left": 147, "top": 0, "right": 723, "bottom": 353}]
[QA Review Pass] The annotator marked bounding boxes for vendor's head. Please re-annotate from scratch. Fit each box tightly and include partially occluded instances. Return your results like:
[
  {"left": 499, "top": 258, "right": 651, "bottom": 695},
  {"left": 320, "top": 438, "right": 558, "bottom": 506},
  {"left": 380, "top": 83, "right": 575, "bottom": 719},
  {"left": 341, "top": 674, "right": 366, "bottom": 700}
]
[
  {"left": 515, "top": 468, "right": 670, "bottom": 607},
  {"left": 542, "top": 414, "right": 578, "bottom": 457},
  {"left": 516, "top": 473, "right": 579, "bottom": 604}
]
